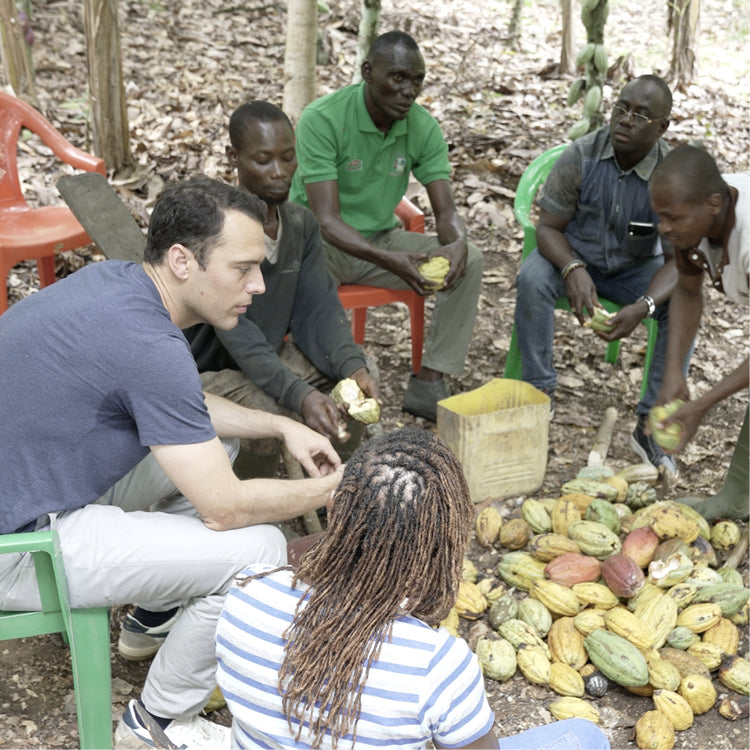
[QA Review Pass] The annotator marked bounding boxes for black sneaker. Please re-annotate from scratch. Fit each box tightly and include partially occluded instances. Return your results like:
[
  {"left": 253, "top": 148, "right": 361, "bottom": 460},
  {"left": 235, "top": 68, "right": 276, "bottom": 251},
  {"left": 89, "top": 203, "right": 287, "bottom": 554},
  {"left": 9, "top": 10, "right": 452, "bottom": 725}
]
[
  {"left": 117, "top": 608, "right": 181, "bottom": 661},
  {"left": 630, "top": 415, "right": 678, "bottom": 483}
]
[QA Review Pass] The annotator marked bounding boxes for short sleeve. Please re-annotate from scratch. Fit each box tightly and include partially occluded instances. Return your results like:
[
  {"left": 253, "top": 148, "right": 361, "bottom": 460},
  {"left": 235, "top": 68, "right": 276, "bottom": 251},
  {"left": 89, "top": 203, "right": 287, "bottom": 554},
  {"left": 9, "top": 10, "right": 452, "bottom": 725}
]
[{"left": 421, "top": 633, "right": 495, "bottom": 748}]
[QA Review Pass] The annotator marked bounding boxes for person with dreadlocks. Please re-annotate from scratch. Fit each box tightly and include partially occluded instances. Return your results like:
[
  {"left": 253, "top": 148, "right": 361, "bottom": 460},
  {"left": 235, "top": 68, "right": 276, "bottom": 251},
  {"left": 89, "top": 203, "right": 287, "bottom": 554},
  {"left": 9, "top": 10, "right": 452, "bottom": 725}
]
[{"left": 216, "top": 428, "right": 610, "bottom": 750}]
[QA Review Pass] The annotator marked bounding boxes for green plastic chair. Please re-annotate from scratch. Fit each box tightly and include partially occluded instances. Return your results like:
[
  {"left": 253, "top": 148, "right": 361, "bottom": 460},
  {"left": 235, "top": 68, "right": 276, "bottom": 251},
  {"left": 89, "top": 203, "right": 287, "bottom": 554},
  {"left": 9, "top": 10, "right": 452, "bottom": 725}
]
[
  {"left": 0, "top": 531, "right": 112, "bottom": 749},
  {"left": 504, "top": 145, "right": 658, "bottom": 401}
]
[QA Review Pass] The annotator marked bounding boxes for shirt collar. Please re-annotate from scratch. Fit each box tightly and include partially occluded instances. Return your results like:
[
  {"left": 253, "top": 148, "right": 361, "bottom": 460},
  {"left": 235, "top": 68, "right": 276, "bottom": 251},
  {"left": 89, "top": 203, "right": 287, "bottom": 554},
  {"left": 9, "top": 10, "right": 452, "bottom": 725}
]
[
  {"left": 355, "top": 83, "right": 409, "bottom": 139},
  {"left": 601, "top": 137, "right": 663, "bottom": 181}
]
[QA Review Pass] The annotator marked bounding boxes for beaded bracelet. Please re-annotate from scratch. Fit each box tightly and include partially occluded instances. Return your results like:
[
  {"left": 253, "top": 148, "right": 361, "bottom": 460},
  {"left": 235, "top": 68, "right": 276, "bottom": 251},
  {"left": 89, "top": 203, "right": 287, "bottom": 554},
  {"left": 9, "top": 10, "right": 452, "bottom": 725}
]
[{"left": 561, "top": 259, "right": 585, "bottom": 280}]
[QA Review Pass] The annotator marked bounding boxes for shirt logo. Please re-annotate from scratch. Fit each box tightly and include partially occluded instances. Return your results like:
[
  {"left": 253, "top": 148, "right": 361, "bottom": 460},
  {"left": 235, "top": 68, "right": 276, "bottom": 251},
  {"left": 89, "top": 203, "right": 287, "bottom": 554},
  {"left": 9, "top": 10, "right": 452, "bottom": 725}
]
[
  {"left": 345, "top": 160, "right": 363, "bottom": 172},
  {"left": 388, "top": 156, "right": 407, "bottom": 177}
]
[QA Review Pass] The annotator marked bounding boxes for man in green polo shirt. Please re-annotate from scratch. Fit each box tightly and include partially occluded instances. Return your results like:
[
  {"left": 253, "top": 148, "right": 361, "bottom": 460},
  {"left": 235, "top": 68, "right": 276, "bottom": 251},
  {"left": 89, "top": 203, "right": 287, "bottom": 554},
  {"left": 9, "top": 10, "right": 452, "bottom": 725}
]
[{"left": 290, "top": 30, "right": 482, "bottom": 423}]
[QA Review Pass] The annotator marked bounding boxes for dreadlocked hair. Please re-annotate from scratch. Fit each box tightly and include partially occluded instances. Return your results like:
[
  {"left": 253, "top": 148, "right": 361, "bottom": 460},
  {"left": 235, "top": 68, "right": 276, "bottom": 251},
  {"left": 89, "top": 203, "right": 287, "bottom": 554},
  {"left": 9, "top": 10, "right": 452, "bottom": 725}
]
[{"left": 280, "top": 427, "right": 473, "bottom": 749}]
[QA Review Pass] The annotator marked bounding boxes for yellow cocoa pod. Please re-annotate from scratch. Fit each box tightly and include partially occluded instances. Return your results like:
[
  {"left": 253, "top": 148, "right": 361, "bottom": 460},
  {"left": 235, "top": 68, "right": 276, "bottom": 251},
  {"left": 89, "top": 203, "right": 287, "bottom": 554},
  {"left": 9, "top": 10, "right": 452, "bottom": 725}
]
[
  {"left": 603, "top": 474, "right": 628, "bottom": 502},
  {"left": 574, "top": 608, "right": 608, "bottom": 637},
  {"left": 475, "top": 506, "right": 503, "bottom": 547},
  {"left": 439, "top": 607, "right": 460, "bottom": 637},
  {"left": 330, "top": 377, "right": 364, "bottom": 404},
  {"left": 516, "top": 643, "right": 551, "bottom": 685},
  {"left": 528, "top": 532, "right": 581, "bottom": 562},
  {"left": 347, "top": 397, "right": 381, "bottom": 424},
  {"left": 549, "top": 661, "right": 586, "bottom": 697},
  {"left": 702, "top": 618, "right": 739, "bottom": 656},
  {"left": 676, "top": 602, "right": 722, "bottom": 633},
  {"left": 584, "top": 306, "right": 615, "bottom": 332},
  {"left": 549, "top": 696, "right": 600, "bottom": 724},
  {"left": 551, "top": 497, "right": 583, "bottom": 536},
  {"left": 633, "top": 592, "right": 678, "bottom": 650},
  {"left": 645, "top": 654, "right": 682, "bottom": 691},
  {"left": 648, "top": 399, "right": 684, "bottom": 450},
  {"left": 718, "top": 654, "right": 750, "bottom": 695},
  {"left": 418, "top": 255, "right": 450, "bottom": 290},
  {"left": 653, "top": 689, "right": 694, "bottom": 730},
  {"left": 571, "top": 581, "right": 620, "bottom": 610},
  {"left": 711, "top": 520, "right": 741, "bottom": 550},
  {"left": 462, "top": 558, "right": 478, "bottom": 583},
  {"left": 635, "top": 709, "right": 676, "bottom": 749},
  {"left": 687, "top": 641, "right": 724, "bottom": 671},
  {"left": 658, "top": 647, "right": 711, "bottom": 680},
  {"left": 203, "top": 686, "right": 226, "bottom": 713},
  {"left": 529, "top": 578, "right": 581, "bottom": 616},
  {"left": 678, "top": 673, "right": 716, "bottom": 714},
  {"left": 604, "top": 606, "right": 654, "bottom": 651},
  {"left": 454, "top": 580, "right": 488, "bottom": 620},
  {"left": 499, "top": 517, "right": 532, "bottom": 550},
  {"left": 548, "top": 616, "right": 588, "bottom": 670}
]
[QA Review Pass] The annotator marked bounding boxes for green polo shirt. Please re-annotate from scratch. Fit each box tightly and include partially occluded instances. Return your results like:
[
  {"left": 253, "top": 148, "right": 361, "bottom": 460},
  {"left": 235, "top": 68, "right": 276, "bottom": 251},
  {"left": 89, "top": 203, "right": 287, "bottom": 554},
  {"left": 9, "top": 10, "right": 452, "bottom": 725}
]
[{"left": 290, "top": 83, "right": 451, "bottom": 237}]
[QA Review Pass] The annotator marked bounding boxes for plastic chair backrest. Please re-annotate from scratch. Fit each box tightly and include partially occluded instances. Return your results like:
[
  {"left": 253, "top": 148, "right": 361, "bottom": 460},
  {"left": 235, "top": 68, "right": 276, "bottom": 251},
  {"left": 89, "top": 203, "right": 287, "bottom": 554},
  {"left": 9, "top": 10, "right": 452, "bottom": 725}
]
[
  {"left": 513, "top": 144, "right": 567, "bottom": 258},
  {"left": 0, "top": 92, "right": 105, "bottom": 209}
]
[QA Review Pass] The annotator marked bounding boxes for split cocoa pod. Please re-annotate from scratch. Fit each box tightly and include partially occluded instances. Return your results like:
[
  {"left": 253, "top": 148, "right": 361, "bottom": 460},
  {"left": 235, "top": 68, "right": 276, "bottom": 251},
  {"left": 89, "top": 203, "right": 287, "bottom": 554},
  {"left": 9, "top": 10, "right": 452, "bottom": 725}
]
[
  {"left": 648, "top": 399, "right": 684, "bottom": 450},
  {"left": 418, "top": 255, "right": 450, "bottom": 290},
  {"left": 330, "top": 377, "right": 380, "bottom": 425}
]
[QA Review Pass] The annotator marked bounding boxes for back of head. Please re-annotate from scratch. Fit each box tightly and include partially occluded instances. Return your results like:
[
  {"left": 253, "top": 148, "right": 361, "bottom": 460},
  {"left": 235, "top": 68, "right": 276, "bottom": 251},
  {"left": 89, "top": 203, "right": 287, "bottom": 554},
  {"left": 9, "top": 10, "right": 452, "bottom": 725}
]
[
  {"left": 366, "top": 29, "right": 420, "bottom": 63},
  {"left": 283, "top": 427, "right": 472, "bottom": 747},
  {"left": 144, "top": 175, "right": 266, "bottom": 268},
  {"left": 652, "top": 144, "right": 727, "bottom": 203},
  {"left": 228, "top": 100, "right": 293, "bottom": 151}
]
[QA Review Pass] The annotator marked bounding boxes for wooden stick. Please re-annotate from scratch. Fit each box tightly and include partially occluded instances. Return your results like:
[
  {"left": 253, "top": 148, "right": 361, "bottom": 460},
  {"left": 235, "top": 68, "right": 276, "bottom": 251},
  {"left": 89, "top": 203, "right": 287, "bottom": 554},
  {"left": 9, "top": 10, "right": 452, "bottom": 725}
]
[
  {"left": 724, "top": 529, "right": 749, "bottom": 570},
  {"left": 280, "top": 445, "right": 323, "bottom": 535},
  {"left": 587, "top": 406, "right": 618, "bottom": 467}
]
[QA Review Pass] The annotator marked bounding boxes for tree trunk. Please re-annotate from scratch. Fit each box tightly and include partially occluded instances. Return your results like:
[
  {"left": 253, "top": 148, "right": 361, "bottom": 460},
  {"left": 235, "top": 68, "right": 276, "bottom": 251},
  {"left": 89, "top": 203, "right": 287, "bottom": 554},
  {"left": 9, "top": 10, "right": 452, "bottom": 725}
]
[
  {"left": 351, "top": 0, "right": 381, "bottom": 84},
  {"left": 282, "top": 0, "right": 317, "bottom": 123},
  {"left": 559, "top": 0, "right": 576, "bottom": 76},
  {"left": 507, "top": 0, "right": 523, "bottom": 45},
  {"left": 0, "top": 0, "right": 36, "bottom": 102},
  {"left": 83, "top": 0, "right": 131, "bottom": 171},
  {"left": 668, "top": 0, "right": 699, "bottom": 90}
]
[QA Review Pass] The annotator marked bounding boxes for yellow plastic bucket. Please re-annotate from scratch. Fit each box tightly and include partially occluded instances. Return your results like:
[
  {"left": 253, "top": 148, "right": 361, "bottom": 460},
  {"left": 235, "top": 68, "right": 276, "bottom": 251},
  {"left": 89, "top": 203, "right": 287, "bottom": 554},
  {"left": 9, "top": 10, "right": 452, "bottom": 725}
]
[{"left": 437, "top": 378, "right": 550, "bottom": 503}]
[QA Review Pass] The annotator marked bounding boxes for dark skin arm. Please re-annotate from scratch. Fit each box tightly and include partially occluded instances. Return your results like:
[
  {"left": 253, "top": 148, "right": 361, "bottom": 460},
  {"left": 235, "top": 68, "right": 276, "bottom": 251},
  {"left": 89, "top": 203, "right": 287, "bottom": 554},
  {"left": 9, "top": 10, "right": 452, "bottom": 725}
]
[
  {"left": 305, "top": 178, "right": 468, "bottom": 295},
  {"left": 654, "top": 270, "right": 749, "bottom": 451},
  {"left": 300, "top": 367, "right": 381, "bottom": 442},
  {"left": 537, "top": 209, "right": 678, "bottom": 340}
]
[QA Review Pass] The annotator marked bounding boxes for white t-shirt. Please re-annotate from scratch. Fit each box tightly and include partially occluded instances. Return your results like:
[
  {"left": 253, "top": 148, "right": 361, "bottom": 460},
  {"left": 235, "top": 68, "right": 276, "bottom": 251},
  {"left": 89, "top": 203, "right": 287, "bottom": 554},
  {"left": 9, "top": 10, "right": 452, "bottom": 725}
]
[{"left": 216, "top": 565, "right": 495, "bottom": 749}]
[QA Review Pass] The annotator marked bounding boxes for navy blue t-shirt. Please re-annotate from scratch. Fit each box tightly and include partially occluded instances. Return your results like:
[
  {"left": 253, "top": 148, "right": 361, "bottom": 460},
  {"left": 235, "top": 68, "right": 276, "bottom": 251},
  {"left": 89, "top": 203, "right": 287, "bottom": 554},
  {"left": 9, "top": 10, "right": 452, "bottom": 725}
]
[{"left": 0, "top": 261, "right": 216, "bottom": 534}]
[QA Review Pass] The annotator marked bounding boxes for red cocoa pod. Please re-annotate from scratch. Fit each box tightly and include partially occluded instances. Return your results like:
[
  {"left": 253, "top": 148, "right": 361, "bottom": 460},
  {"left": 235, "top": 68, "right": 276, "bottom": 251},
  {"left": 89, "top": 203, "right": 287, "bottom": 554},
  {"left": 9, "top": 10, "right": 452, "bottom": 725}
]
[
  {"left": 601, "top": 554, "right": 646, "bottom": 598},
  {"left": 621, "top": 526, "right": 660, "bottom": 568},
  {"left": 545, "top": 552, "right": 602, "bottom": 587}
]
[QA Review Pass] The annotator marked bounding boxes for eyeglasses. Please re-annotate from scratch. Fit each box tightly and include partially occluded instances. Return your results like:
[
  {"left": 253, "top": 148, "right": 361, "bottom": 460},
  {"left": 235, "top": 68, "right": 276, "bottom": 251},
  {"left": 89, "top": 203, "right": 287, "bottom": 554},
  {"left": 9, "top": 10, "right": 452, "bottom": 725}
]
[{"left": 612, "top": 103, "right": 663, "bottom": 125}]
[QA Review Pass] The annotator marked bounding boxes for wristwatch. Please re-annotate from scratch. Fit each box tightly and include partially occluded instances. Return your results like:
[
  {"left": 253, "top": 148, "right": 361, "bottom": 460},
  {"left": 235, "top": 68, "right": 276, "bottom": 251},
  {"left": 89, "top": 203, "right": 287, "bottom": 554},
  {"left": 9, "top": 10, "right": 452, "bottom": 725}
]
[{"left": 638, "top": 295, "right": 656, "bottom": 318}]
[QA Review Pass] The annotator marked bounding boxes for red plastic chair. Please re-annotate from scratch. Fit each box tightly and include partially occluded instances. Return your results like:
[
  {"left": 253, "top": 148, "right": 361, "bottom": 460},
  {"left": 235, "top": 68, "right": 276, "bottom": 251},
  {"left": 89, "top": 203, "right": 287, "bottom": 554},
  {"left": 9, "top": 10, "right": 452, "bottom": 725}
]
[
  {"left": 337, "top": 197, "right": 426, "bottom": 372},
  {"left": 0, "top": 91, "right": 106, "bottom": 314}
]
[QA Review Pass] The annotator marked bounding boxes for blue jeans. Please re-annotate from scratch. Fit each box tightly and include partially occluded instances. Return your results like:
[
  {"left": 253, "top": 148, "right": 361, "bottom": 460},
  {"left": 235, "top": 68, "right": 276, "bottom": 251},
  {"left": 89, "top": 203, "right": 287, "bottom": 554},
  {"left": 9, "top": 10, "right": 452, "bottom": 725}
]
[
  {"left": 514, "top": 249, "right": 669, "bottom": 414},
  {"left": 500, "top": 718, "right": 610, "bottom": 749}
]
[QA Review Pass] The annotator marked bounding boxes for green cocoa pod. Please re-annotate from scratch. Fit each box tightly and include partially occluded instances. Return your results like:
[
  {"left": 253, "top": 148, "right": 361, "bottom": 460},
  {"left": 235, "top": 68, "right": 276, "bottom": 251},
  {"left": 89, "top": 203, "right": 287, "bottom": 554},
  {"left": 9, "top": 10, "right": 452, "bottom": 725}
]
[
  {"left": 667, "top": 626, "right": 701, "bottom": 650},
  {"left": 576, "top": 42, "right": 596, "bottom": 67},
  {"left": 476, "top": 636, "right": 517, "bottom": 682},
  {"left": 584, "top": 629, "right": 649, "bottom": 687},
  {"left": 488, "top": 593, "right": 519, "bottom": 630},
  {"left": 583, "top": 84, "right": 602, "bottom": 116},
  {"left": 692, "top": 583, "right": 750, "bottom": 617},
  {"left": 585, "top": 498, "right": 621, "bottom": 534},
  {"left": 568, "top": 520, "right": 622, "bottom": 559},
  {"left": 567, "top": 116, "right": 591, "bottom": 141},
  {"left": 593, "top": 44, "right": 608, "bottom": 73},
  {"left": 567, "top": 78, "right": 585, "bottom": 107},
  {"left": 518, "top": 596, "right": 553, "bottom": 637},
  {"left": 497, "top": 551, "right": 547, "bottom": 592},
  {"left": 522, "top": 498, "right": 552, "bottom": 534},
  {"left": 561, "top": 478, "right": 620, "bottom": 502}
]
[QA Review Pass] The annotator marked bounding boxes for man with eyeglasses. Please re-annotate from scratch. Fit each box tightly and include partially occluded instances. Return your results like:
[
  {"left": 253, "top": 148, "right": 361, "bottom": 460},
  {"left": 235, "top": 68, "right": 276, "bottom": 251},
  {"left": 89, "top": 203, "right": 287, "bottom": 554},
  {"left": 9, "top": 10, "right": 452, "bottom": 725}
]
[{"left": 513, "top": 74, "right": 683, "bottom": 482}]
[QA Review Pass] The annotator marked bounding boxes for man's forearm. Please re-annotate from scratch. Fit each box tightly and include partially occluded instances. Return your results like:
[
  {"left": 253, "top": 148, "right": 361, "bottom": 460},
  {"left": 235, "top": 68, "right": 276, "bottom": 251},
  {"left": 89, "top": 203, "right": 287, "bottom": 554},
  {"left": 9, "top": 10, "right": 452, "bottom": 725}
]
[
  {"left": 664, "top": 279, "right": 703, "bottom": 382},
  {"left": 642, "top": 259, "right": 678, "bottom": 307},
  {"left": 204, "top": 391, "right": 289, "bottom": 441}
]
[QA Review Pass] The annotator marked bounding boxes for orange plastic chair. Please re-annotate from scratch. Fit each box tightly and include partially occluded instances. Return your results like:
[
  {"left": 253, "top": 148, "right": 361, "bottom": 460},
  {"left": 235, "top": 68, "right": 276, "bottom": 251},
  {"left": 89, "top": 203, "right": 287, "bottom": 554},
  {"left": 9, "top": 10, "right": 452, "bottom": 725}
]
[
  {"left": 337, "top": 197, "right": 426, "bottom": 372},
  {"left": 0, "top": 91, "right": 106, "bottom": 314}
]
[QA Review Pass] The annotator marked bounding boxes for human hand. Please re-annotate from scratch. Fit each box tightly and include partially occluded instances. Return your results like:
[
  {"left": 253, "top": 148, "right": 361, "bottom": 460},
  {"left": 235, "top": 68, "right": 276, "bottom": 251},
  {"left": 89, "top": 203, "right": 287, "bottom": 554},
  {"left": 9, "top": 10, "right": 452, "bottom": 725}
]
[
  {"left": 432, "top": 239, "right": 468, "bottom": 289},
  {"left": 564, "top": 267, "right": 598, "bottom": 325},
  {"left": 378, "top": 250, "right": 431, "bottom": 294},
  {"left": 594, "top": 302, "right": 644, "bottom": 342},
  {"left": 281, "top": 419, "right": 342, "bottom": 477},
  {"left": 301, "top": 390, "right": 349, "bottom": 443},
  {"left": 656, "top": 398, "right": 709, "bottom": 453},
  {"left": 350, "top": 366, "right": 382, "bottom": 404}
]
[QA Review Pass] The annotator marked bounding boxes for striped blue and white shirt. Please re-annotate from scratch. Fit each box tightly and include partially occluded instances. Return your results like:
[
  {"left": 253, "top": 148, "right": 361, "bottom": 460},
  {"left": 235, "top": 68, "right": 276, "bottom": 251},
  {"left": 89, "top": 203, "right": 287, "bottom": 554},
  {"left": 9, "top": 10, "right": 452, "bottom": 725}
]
[{"left": 216, "top": 565, "right": 495, "bottom": 749}]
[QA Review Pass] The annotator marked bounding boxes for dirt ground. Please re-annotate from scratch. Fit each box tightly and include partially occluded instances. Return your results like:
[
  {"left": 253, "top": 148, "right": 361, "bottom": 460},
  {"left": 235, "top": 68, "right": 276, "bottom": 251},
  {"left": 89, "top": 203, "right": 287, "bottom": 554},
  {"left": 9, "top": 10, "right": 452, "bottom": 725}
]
[{"left": 1, "top": 0, "right": 748, "bottom": 747}]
